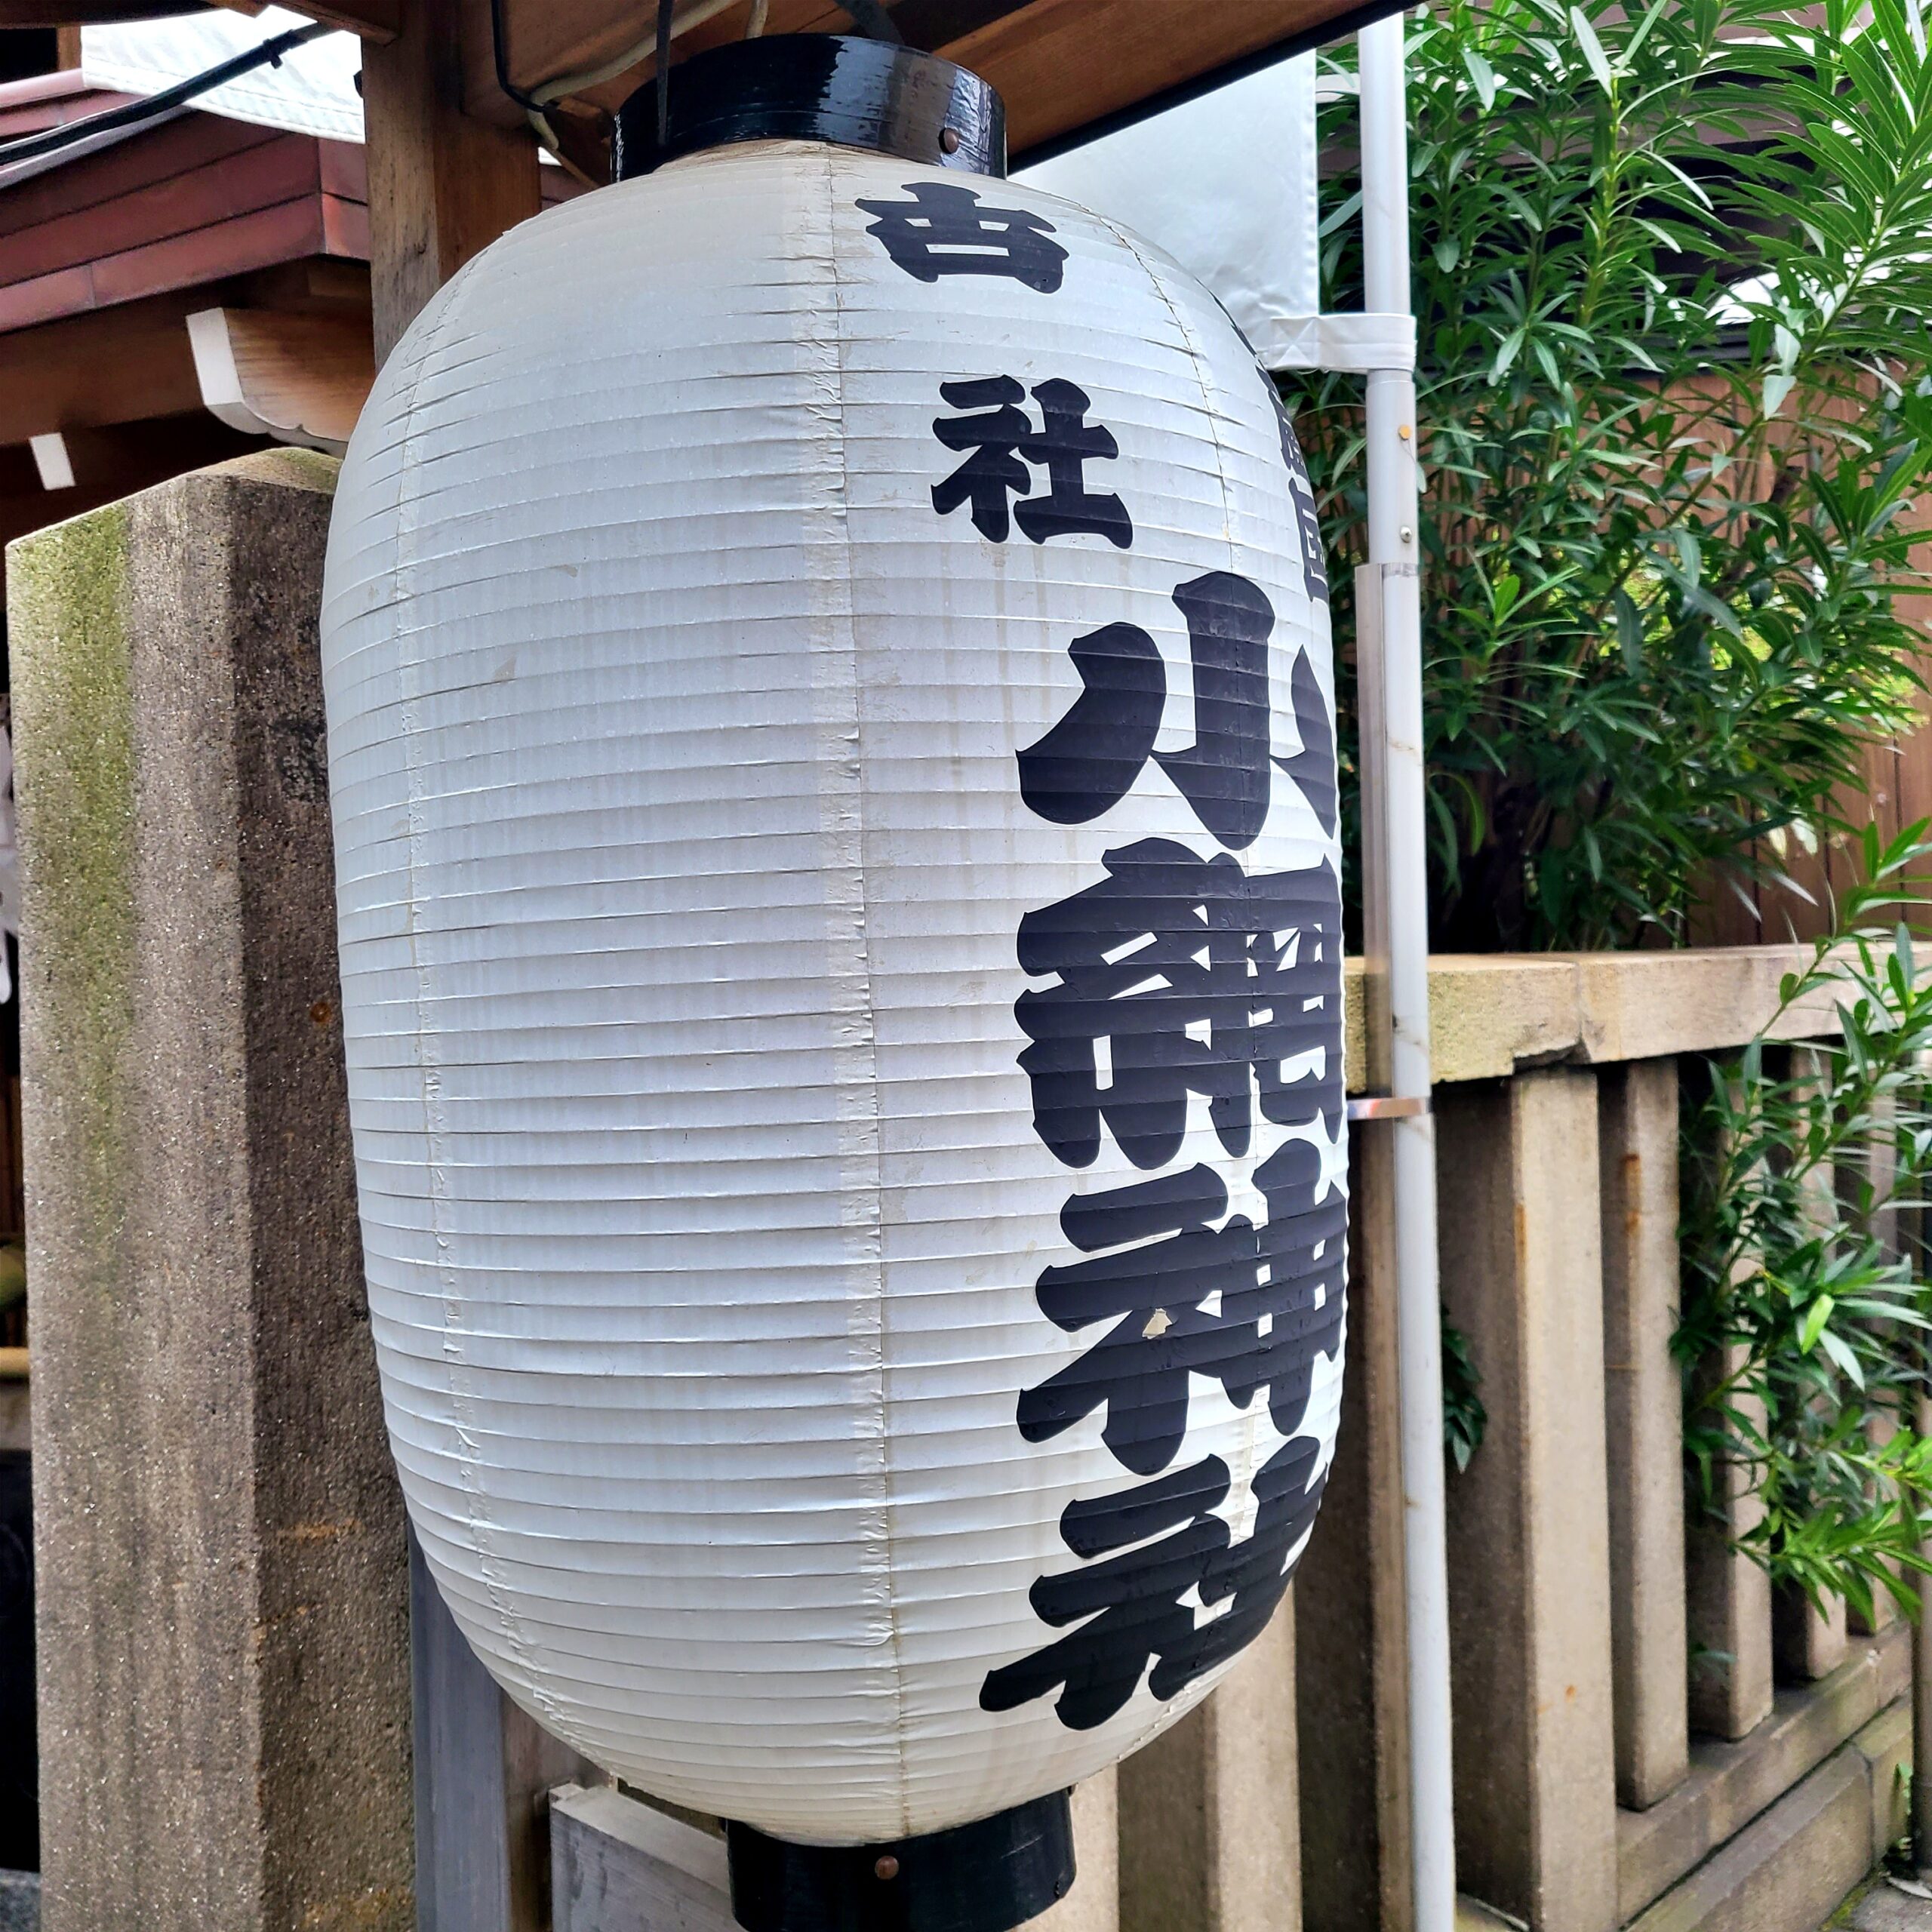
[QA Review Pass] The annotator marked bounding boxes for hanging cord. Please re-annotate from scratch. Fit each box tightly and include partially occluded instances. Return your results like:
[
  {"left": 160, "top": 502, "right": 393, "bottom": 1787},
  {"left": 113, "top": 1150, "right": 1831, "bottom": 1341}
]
[
  {"left": 746, "top": 0, "right": 770, "bottom": 36},
  {"left": 0, "top": 18, "right": 330, "bottom": 168}
]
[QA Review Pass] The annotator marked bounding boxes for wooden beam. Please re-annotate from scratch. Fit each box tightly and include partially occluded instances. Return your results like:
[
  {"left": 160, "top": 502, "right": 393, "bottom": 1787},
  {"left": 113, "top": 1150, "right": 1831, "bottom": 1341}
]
[
  {"left": 364, "top": 0, "right": 542, "bottom": 360},
  {"left": 187, "top": 305, "right": 374, "bottom": 454},
  {"left": 0, "top": 290, "right": 207, "bottom": 445},
  {"left": 940, "top": 0, "right": 1388, "bottom": 155}
]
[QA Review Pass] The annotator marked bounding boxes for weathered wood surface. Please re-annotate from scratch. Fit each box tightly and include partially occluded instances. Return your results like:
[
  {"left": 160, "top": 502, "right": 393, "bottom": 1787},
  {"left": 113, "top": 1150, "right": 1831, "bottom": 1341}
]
[
  {"left": 1599, "top": 1060, "right": 1689, "bottom": 1811},
  {"left": 363, "top": 0, "right": 540, "bottom": 361},
  {"left": 1440, "top": 1069, "right": 1619, "bottom": 1932}
]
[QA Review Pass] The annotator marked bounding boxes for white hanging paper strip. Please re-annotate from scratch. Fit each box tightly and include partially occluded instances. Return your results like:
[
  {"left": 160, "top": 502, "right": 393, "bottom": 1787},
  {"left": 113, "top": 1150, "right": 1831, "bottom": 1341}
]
[{"left": 322, "top": 138, "right": 1346, "bottom": 1847}]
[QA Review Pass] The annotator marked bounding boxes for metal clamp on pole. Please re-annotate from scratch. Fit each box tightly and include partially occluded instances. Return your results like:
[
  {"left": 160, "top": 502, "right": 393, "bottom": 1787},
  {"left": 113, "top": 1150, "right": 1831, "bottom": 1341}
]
[{"left": 1345, "top": 1094, "right": 1431, "bottom": 1121}]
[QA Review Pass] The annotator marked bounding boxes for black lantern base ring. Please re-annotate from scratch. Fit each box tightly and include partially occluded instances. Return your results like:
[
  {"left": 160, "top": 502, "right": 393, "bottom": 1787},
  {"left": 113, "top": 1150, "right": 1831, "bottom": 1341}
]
[{"left": 724, "top": 1791, "right": 1075, "bottom": 1932}]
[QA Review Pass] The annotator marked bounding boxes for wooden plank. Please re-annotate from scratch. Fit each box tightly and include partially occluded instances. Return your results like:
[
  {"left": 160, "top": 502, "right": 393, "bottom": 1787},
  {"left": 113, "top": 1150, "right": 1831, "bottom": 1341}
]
[
  {"left": 550, "top": 1784, "right": 734, "bottom": 1932},
  {"left": 0, "top": 133, "right": 322, "bottom": 288},
  {"left": 0, "top": 85, "right": 139, "bottom": 142},
  {"left": 0, "top": 110, "right": 281, "bottom": 241},
  {"left": 461, "top": 0, "right": 1389, "bottom": 140},
  {"left": 363, "top": 0, "right": 541, "bottom": 360},
  {"left": 0, "top": 288, "right": 207, "bottom": 442},
  {"left": 413, "top": 1533, "right": 597, "bottom": 1932},
  {"left": 0, "top": 198, "right": 338, "bottom": 331},
  {"left": 940, "top": 0, "right": 1389, "bottom": 155},
  {"left": 188, "top": 304, "right": 373, "bottom": 451},
  {"left": 1600, "top": 1060, "right": 1690, "bottom": 1811},
  {"left": 1119, "top": 1605, "right": 1299, "bottom": 1932},
  {"left": 1294, "top": 1124, "right": 1411, "bottom": 1932}
]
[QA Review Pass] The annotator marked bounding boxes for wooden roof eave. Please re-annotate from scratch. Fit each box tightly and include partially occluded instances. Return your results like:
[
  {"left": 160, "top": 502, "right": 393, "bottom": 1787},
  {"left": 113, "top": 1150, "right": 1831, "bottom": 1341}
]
[{"left": 0, "top": 0, "right": 1399, "bottom": 168}]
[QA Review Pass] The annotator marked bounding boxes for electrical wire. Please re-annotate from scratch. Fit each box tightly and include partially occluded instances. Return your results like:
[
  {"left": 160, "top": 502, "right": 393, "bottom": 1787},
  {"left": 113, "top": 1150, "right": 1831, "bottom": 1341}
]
[{"left": 0, "top": 18, "right": 331, "bottom": 169}]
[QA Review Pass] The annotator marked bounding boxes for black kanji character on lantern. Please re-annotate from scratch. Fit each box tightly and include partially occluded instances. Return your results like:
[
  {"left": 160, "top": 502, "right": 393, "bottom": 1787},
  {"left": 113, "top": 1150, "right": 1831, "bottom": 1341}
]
[
  {"left": 980, "top": 1432, "right": 1331, "bottom": 1730},
  {"left": 1268, "top": 386, "right": 1331, "bottom": 606},
  {"left": 1276, "top": 646, "right": 1339, "bottom": 838},
  {"left": 931, "top": 377, "right": 1131, "bottom": 548},
  {"left": 857, "top": 181, "right": 1069, "bottom": 292},
  {"left": 1155, "top": 572, "right": 1275, "bottom": 851},
  {"left": 1015, "top": 1136, "right": 1346, "bottom": 1478},
  {"left": 1018, "top": 1165, "right": 1258, "bottom": 1475},
  {"left": 1014, "top": 622, "right": 1165, "bottom": 826},
  {"left": 980, "top": 1456, "right": 1232, "bottom": 1730},
  {"left": 1017, "top": 571, "right": 1295, "bottom": 841},
  {"left": 1017, "top": 379, "right": 1131, "bottom": 546},
  {"left": 931, "top": 377, "right": 1033, "bottom": 541},
  {"left": 1014, "top": 838, "right": 1343, "bottom": 1171},
  {"left": 1149, "top": 1431, "right": 1330, "bottom": 1695}
]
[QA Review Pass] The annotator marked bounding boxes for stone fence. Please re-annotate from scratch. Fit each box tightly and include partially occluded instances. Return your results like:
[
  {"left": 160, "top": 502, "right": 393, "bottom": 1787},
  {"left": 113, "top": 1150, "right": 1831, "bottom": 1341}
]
[{"left": 5, "top": 456, "right": 1910, "bottom": 1932}]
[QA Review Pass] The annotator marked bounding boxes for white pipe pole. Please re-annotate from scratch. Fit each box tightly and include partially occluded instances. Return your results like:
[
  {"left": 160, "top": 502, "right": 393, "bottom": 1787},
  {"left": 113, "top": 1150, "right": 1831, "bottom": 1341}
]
[{"left": 1357, "top": 14, "right": 1458, "bottom": 1932}]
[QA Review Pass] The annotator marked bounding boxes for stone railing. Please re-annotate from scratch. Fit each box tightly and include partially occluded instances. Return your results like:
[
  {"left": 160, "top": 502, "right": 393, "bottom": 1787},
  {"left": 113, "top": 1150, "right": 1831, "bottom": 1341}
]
[{"left": 7, "top": 457, "right": 1913, "bottom": 1932}]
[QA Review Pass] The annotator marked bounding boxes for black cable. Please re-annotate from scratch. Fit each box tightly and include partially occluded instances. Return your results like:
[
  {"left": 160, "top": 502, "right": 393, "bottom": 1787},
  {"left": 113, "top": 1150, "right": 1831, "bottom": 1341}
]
[
  {"left": 654, "top": 0, "right": 675, "bottom": 147},
  {"left": 488, "top": 0, "right": 563, "bottom": 149},
  {"left": 0, "top": 19, "right": 331, "bottom": 169}
]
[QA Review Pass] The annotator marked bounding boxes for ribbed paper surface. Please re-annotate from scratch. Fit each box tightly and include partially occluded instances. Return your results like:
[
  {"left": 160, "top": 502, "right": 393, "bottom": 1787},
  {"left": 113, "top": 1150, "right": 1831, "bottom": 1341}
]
[{"left": 321, "top": 139, "right": 1346, "bottom": 1846}]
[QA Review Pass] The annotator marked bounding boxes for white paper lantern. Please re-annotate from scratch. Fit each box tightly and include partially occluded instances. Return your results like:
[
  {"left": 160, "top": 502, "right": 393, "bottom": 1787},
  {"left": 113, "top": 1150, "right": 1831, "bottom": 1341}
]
[{"left": 321, "top": 32, "right": 1345, "bottom": 1912}]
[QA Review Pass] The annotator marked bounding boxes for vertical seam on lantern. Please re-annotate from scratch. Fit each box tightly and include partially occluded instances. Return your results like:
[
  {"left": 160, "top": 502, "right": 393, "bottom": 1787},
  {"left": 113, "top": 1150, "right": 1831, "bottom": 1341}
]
[
  {"left": 391, "top": 267, "right": 565, "bottom": 1737},
  {"left": 814, "top": 143, "right": 912, "bottom": 1835},
  {"left": 1093, "top": 216, "right": 1241, "bottom": 568}
]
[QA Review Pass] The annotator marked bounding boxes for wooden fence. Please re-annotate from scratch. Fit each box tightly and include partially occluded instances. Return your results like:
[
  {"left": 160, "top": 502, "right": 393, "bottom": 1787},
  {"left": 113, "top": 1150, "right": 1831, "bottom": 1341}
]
[{"left": 8, "top": 460, "right": 1921, "bottom": 1932}]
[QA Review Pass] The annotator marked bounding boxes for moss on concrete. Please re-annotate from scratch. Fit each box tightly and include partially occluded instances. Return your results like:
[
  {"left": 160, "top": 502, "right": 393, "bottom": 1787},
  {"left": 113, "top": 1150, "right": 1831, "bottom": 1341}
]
[{"left": 8, "top": 500, "right": 137, "bottom": 1272}]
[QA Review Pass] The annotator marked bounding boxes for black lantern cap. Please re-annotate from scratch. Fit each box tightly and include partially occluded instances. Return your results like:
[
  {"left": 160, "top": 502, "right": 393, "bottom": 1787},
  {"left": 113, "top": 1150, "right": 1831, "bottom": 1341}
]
[
  {"left": 724, "top": 1789, "right": 1074, "bottom": 1932},
  {"left": 613, "top": 33, "right": 1005, "bottom": 181}
]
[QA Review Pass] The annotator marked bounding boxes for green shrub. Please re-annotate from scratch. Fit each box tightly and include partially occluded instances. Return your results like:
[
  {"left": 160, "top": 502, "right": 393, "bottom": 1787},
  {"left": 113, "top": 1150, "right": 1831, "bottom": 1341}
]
[
  {"left": 1678, "top": 826, "right": 1932, "bottom": 1618},
  {"left": 1292, "top": 0, "right": 1932, "bottom": 951}
]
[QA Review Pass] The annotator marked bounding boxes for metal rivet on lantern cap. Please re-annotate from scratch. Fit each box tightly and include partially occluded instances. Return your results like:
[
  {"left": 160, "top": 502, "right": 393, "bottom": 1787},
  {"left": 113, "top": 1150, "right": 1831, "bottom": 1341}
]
[{"left": 613, "top": 32, "right": 1006, "bottom": 180}]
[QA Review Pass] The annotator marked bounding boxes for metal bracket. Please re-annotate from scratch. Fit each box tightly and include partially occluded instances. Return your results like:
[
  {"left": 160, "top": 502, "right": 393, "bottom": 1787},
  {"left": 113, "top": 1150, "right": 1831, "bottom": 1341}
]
[{"left": 1346, "top": 1094, "right": 1432, "bottom": 1121}]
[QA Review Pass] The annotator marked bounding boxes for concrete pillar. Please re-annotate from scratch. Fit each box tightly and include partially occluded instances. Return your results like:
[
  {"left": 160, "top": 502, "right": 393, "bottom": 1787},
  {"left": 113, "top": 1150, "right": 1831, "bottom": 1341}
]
[
  {"left": 1038, "top": 1770, "right": 1120, "bottom": 1932},
  {"left": 1119, "top": 1601, "right": 1299, "bottom": 1932},
  {"left": 1598, "top": 1061, "right": 1689, "bottom": 1809},
  {"left": 1438, "top": 1069, "right": 1618, "bottom": 1932},
  {"left": 1293, "top": 1126, "right": 1411, "bottom": 1932},
  {"left": 11, "top": 453, "right": 413, "bottom": 1932}
]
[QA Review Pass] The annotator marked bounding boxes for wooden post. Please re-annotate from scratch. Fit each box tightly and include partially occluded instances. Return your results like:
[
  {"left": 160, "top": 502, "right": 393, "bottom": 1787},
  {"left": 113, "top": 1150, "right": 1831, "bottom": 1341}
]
[
  {"left": 1438, "top": 1069, "right": 1619, "bottom": 1932},
  {"left": 1598, "top": 1060, "right": 1689, "bottom": 1810},
  {"left": 1685, "top": 1066, "right": 1776, "bottom": 1742},
  {"left": 1771, "top": 1048, "right": 1847, "bottom": 1682},
  {"left": 357, "top": 16, "right": 560, "bottom": 1924},
  {"left": 1118, "top": 1604, "right": 1299, "bottom": 1932},
  {"left": 361, "top": 0, "right": 542, "bottom": 361},
  {"left": 1293, "top": 1125, "right": 1412, "bottom": 1932},
  {"left": 411, "top": 1534, "right": 595, "bottom": 1932}
]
